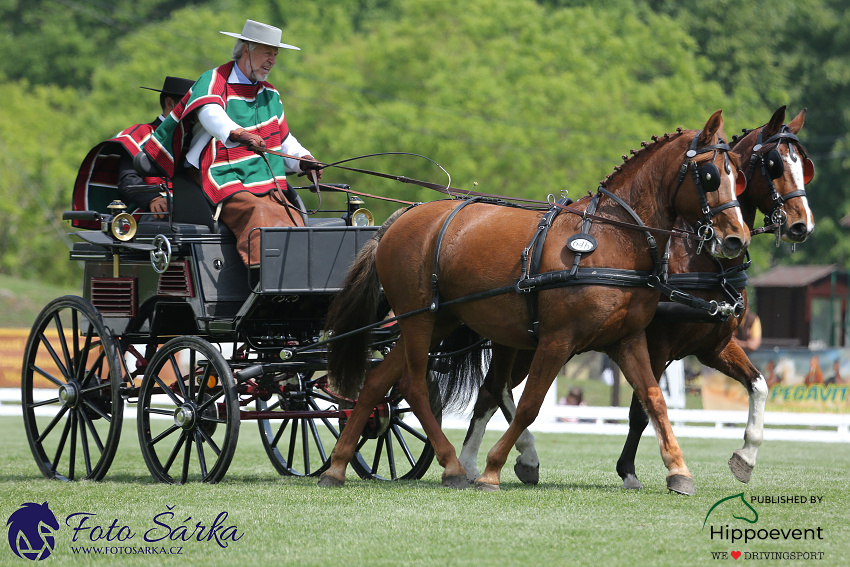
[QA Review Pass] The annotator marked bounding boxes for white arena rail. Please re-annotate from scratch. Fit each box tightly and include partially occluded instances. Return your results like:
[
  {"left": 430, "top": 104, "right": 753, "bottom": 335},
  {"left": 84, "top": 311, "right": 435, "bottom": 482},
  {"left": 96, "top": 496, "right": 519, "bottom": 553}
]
[{"left": 4, "top": 389, "right": 848, "bottom": 443}]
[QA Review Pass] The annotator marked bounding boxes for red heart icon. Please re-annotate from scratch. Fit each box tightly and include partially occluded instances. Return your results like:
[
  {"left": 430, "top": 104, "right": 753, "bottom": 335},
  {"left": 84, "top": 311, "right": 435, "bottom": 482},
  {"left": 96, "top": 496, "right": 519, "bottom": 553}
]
[{"left": 731, "top": 551, "right": 742, "bottom": 560}]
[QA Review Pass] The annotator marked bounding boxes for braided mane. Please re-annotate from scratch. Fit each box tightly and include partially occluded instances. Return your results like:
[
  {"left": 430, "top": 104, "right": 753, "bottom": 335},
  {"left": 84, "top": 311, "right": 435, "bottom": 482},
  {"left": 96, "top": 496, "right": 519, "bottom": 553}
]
[{"left": 599, "top": 127, "right": 686, "bottom": 188}]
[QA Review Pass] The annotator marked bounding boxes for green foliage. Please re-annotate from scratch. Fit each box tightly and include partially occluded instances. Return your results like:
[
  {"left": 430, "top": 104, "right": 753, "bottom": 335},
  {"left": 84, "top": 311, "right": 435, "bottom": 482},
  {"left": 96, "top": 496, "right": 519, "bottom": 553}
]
[{"left": 0, "top": 0, "right": 847, "bottom": 286}]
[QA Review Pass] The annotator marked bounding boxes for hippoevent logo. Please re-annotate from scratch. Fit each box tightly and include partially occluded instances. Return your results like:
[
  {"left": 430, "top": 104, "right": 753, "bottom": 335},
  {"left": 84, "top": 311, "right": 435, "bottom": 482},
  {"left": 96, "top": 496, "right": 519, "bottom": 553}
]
[
  {"left": 6, "top": 502, "right": 59, "bottom": 561},
  {"left": 704, "top": 492, "right": 826, "bottom": 561},
  {"left": 6, "top": 502, "right": 244, "bottom": 560}
]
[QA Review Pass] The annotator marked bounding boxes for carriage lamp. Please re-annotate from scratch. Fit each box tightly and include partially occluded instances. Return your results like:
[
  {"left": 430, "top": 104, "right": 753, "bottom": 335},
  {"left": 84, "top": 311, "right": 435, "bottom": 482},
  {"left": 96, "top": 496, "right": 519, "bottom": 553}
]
[
  {"left": 106, "top": 201, "right": 137, "bottom": 241},
  {"left": 350, "top": 208, "right": 374, "bottom": 227},
  {"left": 346, "top": 196, "right": 375, "bottom": 226}
]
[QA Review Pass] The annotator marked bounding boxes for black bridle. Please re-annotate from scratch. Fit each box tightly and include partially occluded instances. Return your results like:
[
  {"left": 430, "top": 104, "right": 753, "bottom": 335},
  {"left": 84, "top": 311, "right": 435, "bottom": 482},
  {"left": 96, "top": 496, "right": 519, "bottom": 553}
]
[
  {"left": 673, "top": 132, "right": 741, "bottom": 253},
  {"left": 746, "top": 125, "right": 812, "bottom": 236}
]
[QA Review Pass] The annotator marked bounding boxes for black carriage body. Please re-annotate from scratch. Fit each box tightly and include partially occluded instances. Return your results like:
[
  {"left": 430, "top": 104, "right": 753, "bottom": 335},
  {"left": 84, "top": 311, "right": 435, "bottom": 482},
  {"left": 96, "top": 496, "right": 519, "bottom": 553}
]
[{"left": 71, "top": 224, "right": 379, "bottom": 343}]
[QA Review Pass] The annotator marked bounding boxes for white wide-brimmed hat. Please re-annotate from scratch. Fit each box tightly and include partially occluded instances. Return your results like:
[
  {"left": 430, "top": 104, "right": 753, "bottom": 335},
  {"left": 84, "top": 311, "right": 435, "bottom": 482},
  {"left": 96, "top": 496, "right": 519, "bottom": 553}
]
[{"left": 220, "top": 19, "right": 300, "bottom": 50}]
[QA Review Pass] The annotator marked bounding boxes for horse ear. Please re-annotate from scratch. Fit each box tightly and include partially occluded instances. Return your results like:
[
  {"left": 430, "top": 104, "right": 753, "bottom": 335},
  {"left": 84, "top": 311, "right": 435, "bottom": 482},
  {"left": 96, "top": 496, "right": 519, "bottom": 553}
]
[
  {"left": 763, "top": 105, "right": 787, "bottom": 138},
  {"left": 787, "top": 107, "right": 806, "bottom": 134},
  {"left": 700, "top": 109, "right": 724, "bottom": 145}
]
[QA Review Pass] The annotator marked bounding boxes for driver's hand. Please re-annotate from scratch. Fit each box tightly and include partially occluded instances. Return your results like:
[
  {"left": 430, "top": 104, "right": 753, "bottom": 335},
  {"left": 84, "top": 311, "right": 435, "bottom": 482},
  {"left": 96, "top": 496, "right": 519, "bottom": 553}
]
[
  {"left": 300, "top": 155, "right": 323, "bottom": 182},
  {"left": 149, "top": 196, "right": 168, "bottom": 219},
  {"left": 229, "top": 128, "right": 265, "bottom": 151}
]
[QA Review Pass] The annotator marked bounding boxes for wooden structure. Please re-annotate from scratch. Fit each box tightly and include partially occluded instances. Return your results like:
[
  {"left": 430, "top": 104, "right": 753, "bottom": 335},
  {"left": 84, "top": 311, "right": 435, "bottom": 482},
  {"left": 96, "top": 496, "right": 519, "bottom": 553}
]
[{"left": 751, "top": 264, "right": 849, "bottom": 348}]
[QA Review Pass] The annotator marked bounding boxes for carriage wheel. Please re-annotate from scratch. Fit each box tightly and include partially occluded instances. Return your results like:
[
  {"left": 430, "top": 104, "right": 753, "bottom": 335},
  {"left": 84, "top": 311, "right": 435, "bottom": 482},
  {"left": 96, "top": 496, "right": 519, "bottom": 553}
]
[
  {"left": 349, "top": 391, "right": 438, "bottom": 481},
  {"left": 256, "top": 373, "right": 339, "bottom": 476},
  {"left": 137, "top": 336, "right": 239, "bottom": 484},
  {"left": 21, "top": 296, "right": 124, "bottom": 481}
]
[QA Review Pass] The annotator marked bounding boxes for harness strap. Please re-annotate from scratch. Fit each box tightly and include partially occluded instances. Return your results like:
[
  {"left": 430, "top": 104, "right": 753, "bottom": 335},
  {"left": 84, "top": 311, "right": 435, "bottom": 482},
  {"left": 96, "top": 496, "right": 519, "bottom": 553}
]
[
  {"left": 430, "top": 197, "right": 483, "bottom": 312},
  {"left": 519, "top": 196, "right": 571, "bottom": 340}
]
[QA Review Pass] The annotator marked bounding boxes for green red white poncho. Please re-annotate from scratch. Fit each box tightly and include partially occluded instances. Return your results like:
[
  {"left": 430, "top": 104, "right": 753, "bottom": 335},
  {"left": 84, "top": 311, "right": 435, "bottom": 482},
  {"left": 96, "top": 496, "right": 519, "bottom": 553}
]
[{"left": 144, "top": 61, "right": 306, "bottom": 204}]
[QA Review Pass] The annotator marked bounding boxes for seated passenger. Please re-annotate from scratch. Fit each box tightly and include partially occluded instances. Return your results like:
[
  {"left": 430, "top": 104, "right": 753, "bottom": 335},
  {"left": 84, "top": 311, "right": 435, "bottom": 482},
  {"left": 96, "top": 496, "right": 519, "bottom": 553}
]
[
  {"left": 143, "top": 18, "right": 324, "bottom": 266},
  {"left": 72, "top": 76, "right": 195, "bottom": 226}
]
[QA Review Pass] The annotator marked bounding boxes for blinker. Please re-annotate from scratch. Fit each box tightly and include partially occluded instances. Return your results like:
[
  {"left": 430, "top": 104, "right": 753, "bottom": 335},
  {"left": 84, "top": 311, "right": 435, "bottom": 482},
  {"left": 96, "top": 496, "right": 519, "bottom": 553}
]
[
  {"left": 803, "top": 158, "right": 815, "bottom": 185},
  {"left": 699, "top": 162, "right": 721, "bottom": 192},
  {"left": 765, "top": 149, "right": 784, "bottom": 179},
  {"left": 735, "top": 169, "right": 747, "bottom": 196}
]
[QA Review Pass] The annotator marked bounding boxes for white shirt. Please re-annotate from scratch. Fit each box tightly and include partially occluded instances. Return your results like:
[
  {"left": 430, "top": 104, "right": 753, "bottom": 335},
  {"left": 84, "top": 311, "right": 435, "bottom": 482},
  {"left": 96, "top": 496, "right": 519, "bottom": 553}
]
[{"left": 185, "top": 63, "right": 310, "bottom": 173}]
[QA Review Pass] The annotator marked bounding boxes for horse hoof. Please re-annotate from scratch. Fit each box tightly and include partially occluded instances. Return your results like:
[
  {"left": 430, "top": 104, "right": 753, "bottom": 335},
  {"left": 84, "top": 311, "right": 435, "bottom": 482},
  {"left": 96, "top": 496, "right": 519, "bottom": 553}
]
[
  {"left": 729, "top": 452, "right": 754, "bottom": 484},
  {"left": 474, "top": 480, "right": 500, "bottom": 492},
  {"left": 621, "top": 474, "right": 643, "bottom": 490},
  {"left": 667, "top": 474, "right": 695, "bottom": 495},
  {"left": 317, "top": 473, "right": 345, "bottom": 488},
  {"left": 514, "top": 462, "right": 539, "bottom": 485},
  {"left": 442, "top": 474, "right": 471, "bottom": 490}
]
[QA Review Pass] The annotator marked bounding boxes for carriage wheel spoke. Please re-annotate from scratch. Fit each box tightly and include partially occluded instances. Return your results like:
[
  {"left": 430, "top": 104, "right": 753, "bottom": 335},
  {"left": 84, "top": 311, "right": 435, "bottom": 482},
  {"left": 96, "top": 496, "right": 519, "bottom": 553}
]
[
  {"left": 149, "top": 424, "right": 180, "bottom": 446},
  {"left": 68, "top": 411, "right": 78, "bottom": 480},
  {"left": 391, "top": 424, "right": 416, "bottom": 467},
  {"left": 162, "top": 430, "right": 187, "bottom": 473},
  {"left": 196, "top": 389, "right": 224, "bottom": 413},
  {"left": 308, "top": 419, "right": 328, "bottom": 463},
  {"left": 50, "top": 416, "right": 73, "bottom": 474},
  {"left": 147, "top": 407, "right": 175, "bottom": 417},
  {"left": 370, "top": 435, "right": 385, "bottom": 475},
  {"left": 385, "top": 431, "right": 397, "bottom": 479},
  {"left": 77, "top": 410, "right": 93, "bottom": 475},
  {"left": 76, "top": 325, "right": 93, "bottom": 383},
  {"left": 180, "top": 434, "right": 192, "bottom": 484},
  {"left": 307, "top": 399, "right": 341, "bottom": 440},
  {"left": 80, "top": 349, "right": 106, "bottom": 389},
  {"left": 29, "top": 396, "right": 61, "bottom": 409},
  {"left": 270, "top": 419, "right": 289, "bottom": 449},
  {"left": 31, "top": 363, "right": 65, "bottom": 388},
  {"left": 195, "top": 431, "right": 208, "bottom": 478},
  {"left": 152, "top": 374, "right": 183, "bottom": 405},
  {"left": 79, "top": 406, "right": 105, "bottom": 454},
  {"left": 301, "top": 420, "right": 311, "bottom": 474},
  {"left": 40, "top": 330, "right": 70, "bottom": 380},
  {"left": 395, "top": 419, "right": 428, "bottom": 443},
  {"left": 81, "top": 398, "right": 112, "bottom": 423},
  {"left": 36, "top": 405, "right": 70, "bottom": 443},
  {"left": 287, "top": 419, "right": 299, "bottom": 467},
  {"left": 198, "top": 426, "right": 221, "bottom": 456},
  {"left": 169, "top": 355, "right": 188, "bottom": 399}
]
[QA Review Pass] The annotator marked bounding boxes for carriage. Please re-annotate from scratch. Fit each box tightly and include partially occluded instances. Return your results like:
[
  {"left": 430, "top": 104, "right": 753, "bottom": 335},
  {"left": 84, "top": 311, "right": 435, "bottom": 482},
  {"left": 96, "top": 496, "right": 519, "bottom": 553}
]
[{"left": 21, "top": 165, "right": 436, "bottom": 484}]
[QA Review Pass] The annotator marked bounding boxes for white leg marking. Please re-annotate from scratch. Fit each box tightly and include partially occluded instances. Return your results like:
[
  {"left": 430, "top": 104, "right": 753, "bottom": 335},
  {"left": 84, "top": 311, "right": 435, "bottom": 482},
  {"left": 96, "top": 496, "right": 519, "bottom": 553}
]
[
  {"left": 500, "top": 389, "right": 539, "bottom": 469},
  {"left": 737, "top": 374, "right": 768, "bottom": 466},
  {"left": 459, "top": 405, "right": 497, "bottom": 482}
]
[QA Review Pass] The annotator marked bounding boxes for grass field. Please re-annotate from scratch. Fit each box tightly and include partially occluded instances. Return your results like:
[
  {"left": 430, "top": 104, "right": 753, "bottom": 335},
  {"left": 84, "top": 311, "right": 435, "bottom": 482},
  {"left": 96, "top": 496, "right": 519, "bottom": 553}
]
[{"left": 1, "top": 415, "right": 847, "bottom": 566}]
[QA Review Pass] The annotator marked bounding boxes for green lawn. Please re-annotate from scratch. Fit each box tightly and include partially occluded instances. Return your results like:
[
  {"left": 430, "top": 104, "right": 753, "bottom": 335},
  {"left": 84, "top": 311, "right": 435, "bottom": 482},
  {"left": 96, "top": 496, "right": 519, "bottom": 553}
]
[
  {"left": 0, "top": 275, "right": 79, "bottom": 328},
  {"left": 1, "top": 415, "right": 847, "bottom": 566}
]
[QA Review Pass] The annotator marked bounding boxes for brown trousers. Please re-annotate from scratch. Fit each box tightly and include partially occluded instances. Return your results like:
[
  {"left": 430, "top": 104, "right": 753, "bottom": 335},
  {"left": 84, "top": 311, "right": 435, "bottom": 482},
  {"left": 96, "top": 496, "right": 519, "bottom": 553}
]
[{"left": 219, "top": 191, "right": 305, "bottom": 266}]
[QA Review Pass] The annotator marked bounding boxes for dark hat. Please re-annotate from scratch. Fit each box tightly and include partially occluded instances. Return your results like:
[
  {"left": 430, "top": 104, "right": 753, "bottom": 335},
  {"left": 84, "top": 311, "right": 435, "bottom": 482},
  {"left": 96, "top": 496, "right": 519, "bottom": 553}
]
[{"left": 140, "top": 76, "right": 195, "bottom": 98}]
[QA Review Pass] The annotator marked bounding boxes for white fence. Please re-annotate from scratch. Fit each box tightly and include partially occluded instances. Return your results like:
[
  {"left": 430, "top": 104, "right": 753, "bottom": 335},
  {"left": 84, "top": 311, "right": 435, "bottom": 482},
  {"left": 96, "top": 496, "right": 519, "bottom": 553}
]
[{"left": 4, "top": 388, "right": 848, "bottom": 443}]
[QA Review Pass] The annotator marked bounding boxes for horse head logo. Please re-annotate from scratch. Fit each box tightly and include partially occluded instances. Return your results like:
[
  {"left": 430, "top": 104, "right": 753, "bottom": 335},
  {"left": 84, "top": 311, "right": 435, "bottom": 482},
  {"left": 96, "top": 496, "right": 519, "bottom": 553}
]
[
  {"left": 703, "top": 492, "right": 759, "bottom": 528},
  {"left": 6, "top": 502, "right": 60, "bottom": 561}
]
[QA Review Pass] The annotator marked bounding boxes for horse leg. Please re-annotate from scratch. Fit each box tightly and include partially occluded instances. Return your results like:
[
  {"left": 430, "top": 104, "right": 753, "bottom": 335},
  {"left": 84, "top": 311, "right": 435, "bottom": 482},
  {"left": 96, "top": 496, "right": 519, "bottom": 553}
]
[
  {"left": 697, "top": 340, "right": 766, "bottom": 483},
  {"left": 616, "top": 392, "right": 650, "bottom": 490},
  {"left": 318, "top": 340, "right": 406, "bottom": 487},
  {"left": 616, "top": 351, "right": 669, "bottom": 490},
  {"left": 394, "top": 317, "right": 470, "bottom": 488},
  {"left": 458, "top": 385, "right": 499, "bottom": 482},
  {"left": 458, "top": 345, "right": 537, "bottom": 483},
  {"left": 609, "top": 333, "right": 694, "bottom": 495},
  {"left": 475, "top": 347, "right": 567, "bottom": 491}
]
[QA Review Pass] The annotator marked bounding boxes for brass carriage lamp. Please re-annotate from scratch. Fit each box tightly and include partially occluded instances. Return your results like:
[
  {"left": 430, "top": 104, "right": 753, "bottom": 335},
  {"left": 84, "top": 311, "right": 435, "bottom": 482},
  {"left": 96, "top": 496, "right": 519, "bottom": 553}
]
[
  {"left": 346, "top": 196, "right": 374, "bottom": 227},
  {"left": 106, "top": 200, "right": 138, "bottom": 242}
]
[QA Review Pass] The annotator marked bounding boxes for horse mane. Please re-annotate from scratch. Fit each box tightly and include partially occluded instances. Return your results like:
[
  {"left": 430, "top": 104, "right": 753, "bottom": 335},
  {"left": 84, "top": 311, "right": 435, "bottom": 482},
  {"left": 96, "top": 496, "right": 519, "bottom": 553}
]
[{"left": 599, "top": 128, "right": 687, "bottom": 189}]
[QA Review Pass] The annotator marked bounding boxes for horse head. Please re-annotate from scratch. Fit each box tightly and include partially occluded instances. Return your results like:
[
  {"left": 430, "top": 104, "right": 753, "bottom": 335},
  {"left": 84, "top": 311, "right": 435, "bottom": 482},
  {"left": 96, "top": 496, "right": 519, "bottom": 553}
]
[
  {"left": 732, "top": 106, "right": 815, "bottom": 243},
  {"left": 669, "top": 110, "right": 751, "bottom": 259}
]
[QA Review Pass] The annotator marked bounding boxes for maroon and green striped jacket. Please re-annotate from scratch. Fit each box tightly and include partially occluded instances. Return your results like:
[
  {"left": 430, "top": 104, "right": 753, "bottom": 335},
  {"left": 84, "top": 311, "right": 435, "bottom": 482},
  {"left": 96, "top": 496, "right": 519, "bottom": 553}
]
[{"left": 145, "top": 61, "right": 296, "bottom": 204}]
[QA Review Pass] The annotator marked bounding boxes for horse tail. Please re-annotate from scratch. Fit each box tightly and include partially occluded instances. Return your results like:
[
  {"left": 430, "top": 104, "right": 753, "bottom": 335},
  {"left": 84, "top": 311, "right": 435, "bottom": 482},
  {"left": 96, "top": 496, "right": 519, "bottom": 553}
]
[
  {"left": 428, "top": 326, "right": 491, "bottom": 413},
  {"left": 326, "top": 208, "right": 407, "bottom": 398}
]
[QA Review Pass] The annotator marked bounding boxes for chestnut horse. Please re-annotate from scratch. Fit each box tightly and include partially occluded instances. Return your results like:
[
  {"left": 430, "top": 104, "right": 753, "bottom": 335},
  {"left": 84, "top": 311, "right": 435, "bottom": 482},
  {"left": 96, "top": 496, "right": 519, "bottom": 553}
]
[
  {"left": 319, "top": 110, "right": 750, "bottom": 493},
  {"left": 455, "top": 106, "right": 814, "bottom": 490}
]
